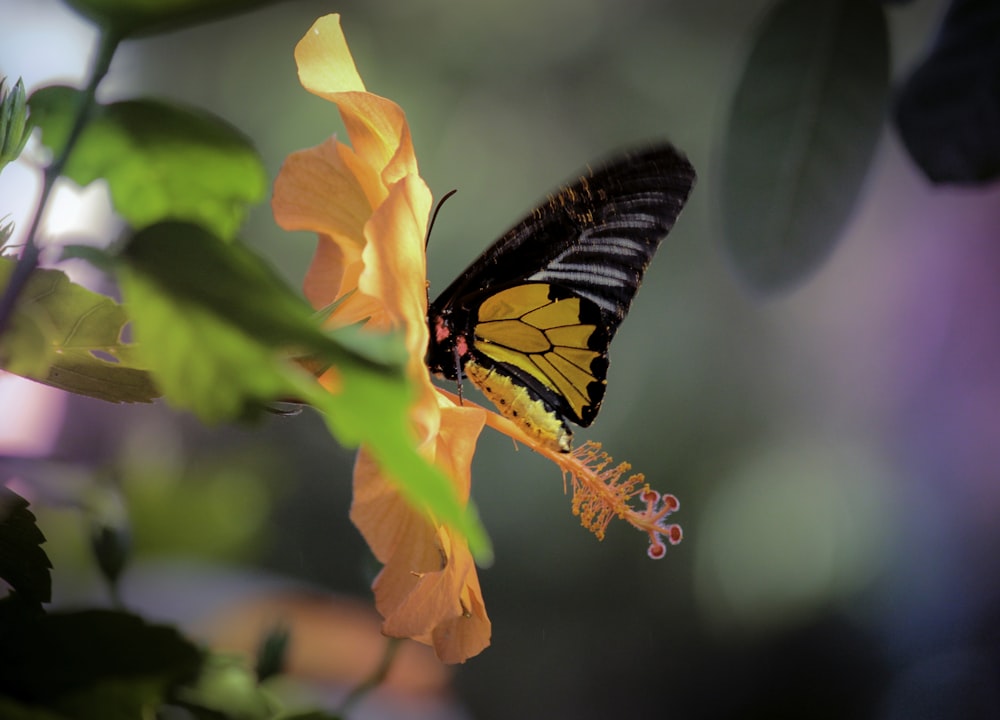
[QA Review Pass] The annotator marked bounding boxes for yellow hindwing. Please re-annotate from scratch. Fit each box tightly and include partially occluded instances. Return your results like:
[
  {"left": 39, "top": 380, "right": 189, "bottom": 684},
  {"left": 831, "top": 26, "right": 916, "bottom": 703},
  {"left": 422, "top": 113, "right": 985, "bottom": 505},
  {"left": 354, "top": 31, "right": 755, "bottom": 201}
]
[{"left": 472, "top": 284, "right": 602, "bottom": 420}]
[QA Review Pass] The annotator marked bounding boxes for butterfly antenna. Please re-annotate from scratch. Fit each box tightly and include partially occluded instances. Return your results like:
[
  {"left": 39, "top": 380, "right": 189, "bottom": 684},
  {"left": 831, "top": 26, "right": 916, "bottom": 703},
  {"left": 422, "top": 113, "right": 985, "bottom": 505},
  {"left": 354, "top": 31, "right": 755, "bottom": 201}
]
[{"left": 425, "top": 189, "right": 458, "bottom": 250}]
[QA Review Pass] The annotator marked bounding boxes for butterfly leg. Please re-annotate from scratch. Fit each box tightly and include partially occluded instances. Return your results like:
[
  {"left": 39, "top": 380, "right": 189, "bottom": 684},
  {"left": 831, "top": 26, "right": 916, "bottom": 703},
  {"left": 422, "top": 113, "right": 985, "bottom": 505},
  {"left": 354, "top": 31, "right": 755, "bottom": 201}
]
[{"left": 452, "top": 344, "right": 464, "bottom": 405}]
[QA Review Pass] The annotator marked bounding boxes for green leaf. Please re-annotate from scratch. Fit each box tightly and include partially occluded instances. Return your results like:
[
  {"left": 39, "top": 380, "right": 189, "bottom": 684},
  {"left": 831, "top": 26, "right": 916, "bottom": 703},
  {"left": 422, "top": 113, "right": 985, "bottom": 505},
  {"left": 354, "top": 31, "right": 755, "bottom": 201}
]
[
  {"left": 0, "top": 609, "right": 202, "bottom": 720},
  {"left": 57, "top": 244, "right": 117, "bottom": 272},
  {"left": 61, "top": 0, "right": 285, "bottom": 39},
  {"left": 118, "top": 222, "right": 491, "bottom": 561},
  {"left": 0, "top": 487, "right": 52, "bottom": 608},
  {"left": 30, "top": 86, "right": 266, "bottom": 239},
  {"left": 120, "top": 222, "right": 406, "bottom": 371},
  {"left": 894, "top": 0, "right": 1000, "bottom": 184},
  {"left": 0, "top": 257, "right": 160, "bottom": 403},
  {"left": 173, "top": 653, "right": 278, "bottom": 720},
  {"left": 720, "top": 0, "right": 890, "bottom": 292},
  {"left": 118, "top": 262, "right": 305, "bottom": 422},
  {"left": 1, "top": 77, "right": 32, "bottom": 171}
]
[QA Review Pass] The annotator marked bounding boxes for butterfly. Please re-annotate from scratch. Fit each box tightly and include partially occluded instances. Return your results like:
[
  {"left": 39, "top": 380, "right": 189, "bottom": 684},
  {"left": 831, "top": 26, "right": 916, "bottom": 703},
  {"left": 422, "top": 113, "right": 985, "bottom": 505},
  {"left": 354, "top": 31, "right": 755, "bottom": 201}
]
[{"left": 426, "top": 144, "right": 696, "bottom": 453}]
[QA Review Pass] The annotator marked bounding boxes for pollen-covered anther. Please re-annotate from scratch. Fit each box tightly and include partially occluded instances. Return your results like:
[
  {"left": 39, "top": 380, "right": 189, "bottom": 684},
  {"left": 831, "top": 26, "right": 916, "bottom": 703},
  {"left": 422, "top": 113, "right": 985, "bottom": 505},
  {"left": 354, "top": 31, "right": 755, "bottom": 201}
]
[
  {"left": 561, "top": 441, "right": 682, "bottom": 557},
  {"left": 567, "top": 441, "right": 645, "bottom": 541}
]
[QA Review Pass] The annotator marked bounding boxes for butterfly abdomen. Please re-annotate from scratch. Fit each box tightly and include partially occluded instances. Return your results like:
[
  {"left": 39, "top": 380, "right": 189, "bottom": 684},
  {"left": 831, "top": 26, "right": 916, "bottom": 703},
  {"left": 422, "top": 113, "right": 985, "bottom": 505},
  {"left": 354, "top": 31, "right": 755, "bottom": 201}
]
[{"left": 465, "top": 359, "right": 573, "bottom": 453}]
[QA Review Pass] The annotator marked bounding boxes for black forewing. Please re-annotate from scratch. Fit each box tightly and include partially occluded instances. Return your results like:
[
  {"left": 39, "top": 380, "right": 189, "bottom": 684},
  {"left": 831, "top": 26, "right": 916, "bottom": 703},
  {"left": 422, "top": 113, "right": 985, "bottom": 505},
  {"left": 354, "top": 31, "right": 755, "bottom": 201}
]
[{"left": 429, "top": 144, "right": 696, "bottom": 339}]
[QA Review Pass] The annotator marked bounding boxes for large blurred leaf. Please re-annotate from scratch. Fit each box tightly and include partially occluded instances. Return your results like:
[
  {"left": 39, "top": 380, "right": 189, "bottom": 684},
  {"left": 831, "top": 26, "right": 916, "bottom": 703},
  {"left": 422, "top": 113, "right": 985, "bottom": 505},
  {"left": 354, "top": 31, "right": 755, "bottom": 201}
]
[
  {"left": 894, "top": 0, "right": 1000, "bottom": 184},
  {"left": 116, "top": 221, "right": 394, "bottom": 421},
  {"left": 120, "top": 222, "right": 407, "bottom": 374},
  {"left": 118, "top": 222, "right": 491, "bottom": 560},
  {"left": 720, "top": 0, "right": 890, "bottom": 292},
  {"left": 61, "top": 0, "right": 285, "bottom": 39},
  {"left": 0, "top": 488, "right": 51, "bottom": 608},
  {"left": 0, "top": 609, "right": 202, "bottom": 720},
  {"left": 0, "top": 257, "right": 159, "bottom": 403},
  {"left": 30, "top": 86, "right": 265, "bottom": 239},
  {"left": 118, "top": 261, "right": 315, "bottom": 423}
]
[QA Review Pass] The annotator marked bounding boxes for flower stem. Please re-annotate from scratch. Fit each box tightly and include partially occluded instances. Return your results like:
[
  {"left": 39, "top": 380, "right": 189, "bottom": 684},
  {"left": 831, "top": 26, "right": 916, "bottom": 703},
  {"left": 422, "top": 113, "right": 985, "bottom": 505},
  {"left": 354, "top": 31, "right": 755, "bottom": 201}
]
[
  {"left": 0, "top": 27, "right": 121, "bottom": 338},
  {"left": 338, "top": 636, "right": 401, "bottom": 715}
]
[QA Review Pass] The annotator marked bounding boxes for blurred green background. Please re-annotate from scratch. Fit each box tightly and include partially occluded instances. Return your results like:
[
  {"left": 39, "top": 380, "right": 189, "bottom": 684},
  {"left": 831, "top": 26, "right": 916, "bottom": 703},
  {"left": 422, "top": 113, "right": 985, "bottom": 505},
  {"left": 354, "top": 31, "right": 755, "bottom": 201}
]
[{"left": 3, "top": 0, "right": 1000, "bottom": 717}]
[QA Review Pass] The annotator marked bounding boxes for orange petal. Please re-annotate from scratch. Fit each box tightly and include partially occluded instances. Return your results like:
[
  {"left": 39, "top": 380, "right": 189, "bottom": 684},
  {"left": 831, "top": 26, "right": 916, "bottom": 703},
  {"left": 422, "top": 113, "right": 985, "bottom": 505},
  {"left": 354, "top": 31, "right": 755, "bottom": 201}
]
[
  {"left": 300, "top": 235, "right": 356, "bottom": 311},
  {"left": 376, "top": 527, "right": 460, "bottom": 638},
  {"left": 273, "top": 138, "right": 378, "bottom": 315},
  {"left": 359, "top": 174, "right": 433, "bottom": 378},
  {"left": 294, "top": 14, "right": 419, "bottom": 187},
  {"left": 272, "top": 138, "right": 374, "bottom": 242},
  {"left": 377, "top": 528, "right": 490, "bottom": 664},
  {"left": 351, "top": 448, "right": 445, "bottom": 571},
  {"left": 351, "top": 398, "right": 490, "bottom": 663},
  {"left": 350, "top": 401, "right": 485, "bottom": 564},
  {"left": 378, "top": 528, "right": 469, "bottom": 633},
  {"left": 294, "top": 15, "right": 366, "bottom": 94},
  {"left": 301, "top": 239, "right": 384, "bottom": 329},
  {"left": 431, "top": 401, "right": 487, "bottom": 501},
  {"left": 274, "top": 138, "right": 403, "bottom": 329},
  {"left": 431, "top": 562, "right": 491, "bottom": 664}
]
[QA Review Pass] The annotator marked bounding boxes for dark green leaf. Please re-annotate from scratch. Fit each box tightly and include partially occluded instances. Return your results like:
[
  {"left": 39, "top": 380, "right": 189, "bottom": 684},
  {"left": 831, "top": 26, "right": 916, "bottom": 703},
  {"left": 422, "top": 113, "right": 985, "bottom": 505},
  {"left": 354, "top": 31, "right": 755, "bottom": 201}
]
[
  {"left": 0, "top": 257, "right": 160, "bottom": 403},
  {"left": 61, "top": 0, "right": 286, "bottom": 39},
  {"left": 91, "top": 525, "right": 129, "bottom": 591},
  {"left": 30, "top": 87, "right": 266, "bottom": 239},
  {"left": 0, "top": 487, "right": 52, "bottom": 608},
  {"left": 0, "top": 696, "right": 67, "bottom": 720},
  {"left": 88, "top": 483, "right": 130, "bottom": 598},
  {"left": 720, "top": 0, "right": 890, "bottom": 292},
  {"left": 0, "top": 218, "right": 14, "bottom": 245},
  {"left": 894, "top": 0, "right": 1000, "bottom": 184},
  {"left": 254, "top": 623, "right": 290, "bottom": 682},
  {"left": 0, "top": 609, "right": 203, "bottom": 719}
]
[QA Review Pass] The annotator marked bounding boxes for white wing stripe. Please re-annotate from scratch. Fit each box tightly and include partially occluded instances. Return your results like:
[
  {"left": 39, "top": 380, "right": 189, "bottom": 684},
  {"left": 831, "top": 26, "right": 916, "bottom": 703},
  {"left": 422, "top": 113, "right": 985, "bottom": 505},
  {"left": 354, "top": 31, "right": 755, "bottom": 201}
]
[
  {"left": 546, "top": 262, "right": 633, "bottom": 284},
  {"left": 530, "top": 268, "right": 632, "bottom": 290}
]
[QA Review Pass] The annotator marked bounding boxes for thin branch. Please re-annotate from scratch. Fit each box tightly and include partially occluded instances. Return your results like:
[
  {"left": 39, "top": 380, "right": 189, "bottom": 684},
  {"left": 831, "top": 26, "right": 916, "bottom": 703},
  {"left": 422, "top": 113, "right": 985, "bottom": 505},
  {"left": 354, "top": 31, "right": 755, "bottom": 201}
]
[{"left": 0, "top": 28, "right": 121, "bottom": 337}]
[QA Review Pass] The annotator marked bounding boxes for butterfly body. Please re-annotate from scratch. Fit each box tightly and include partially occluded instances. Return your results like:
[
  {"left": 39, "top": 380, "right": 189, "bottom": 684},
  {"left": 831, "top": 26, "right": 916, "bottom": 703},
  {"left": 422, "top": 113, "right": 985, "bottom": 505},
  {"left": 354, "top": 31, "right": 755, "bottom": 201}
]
[{"left": 427, "top": 145, "right": 695, "bottom": 452}]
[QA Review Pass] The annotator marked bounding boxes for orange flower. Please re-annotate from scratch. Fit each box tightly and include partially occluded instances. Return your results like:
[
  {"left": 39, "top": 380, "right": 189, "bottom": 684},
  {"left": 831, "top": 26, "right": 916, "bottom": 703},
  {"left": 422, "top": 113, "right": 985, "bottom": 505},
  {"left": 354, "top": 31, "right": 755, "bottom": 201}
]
[
  {"left": 273, "top": 14, "right": 681, "bottom": 664},
  {"left": 272, "top": 14, "right": 490, "bottom": 663}
]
